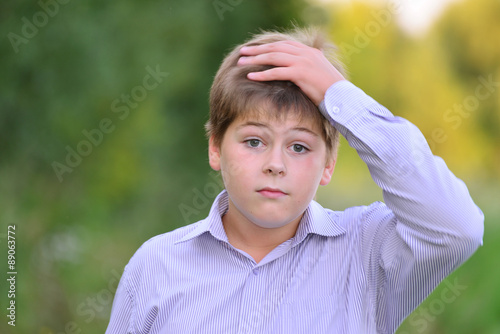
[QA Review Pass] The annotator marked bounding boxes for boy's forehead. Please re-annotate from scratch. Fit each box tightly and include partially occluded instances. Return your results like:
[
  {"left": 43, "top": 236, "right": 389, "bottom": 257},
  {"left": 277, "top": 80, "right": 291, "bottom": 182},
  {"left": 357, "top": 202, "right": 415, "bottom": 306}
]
[{"left": 235, "top": 111, "right": 322, "bottom": 134}]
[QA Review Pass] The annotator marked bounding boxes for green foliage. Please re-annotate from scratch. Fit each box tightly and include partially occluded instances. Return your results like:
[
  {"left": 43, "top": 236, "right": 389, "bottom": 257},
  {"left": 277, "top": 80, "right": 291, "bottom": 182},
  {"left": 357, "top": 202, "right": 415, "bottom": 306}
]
[
  {"left": 0, "top": 0, "right": 498, "bottom": 333},
  {"left": 324, "top": 0, "right": 500, "bottom": 180}
]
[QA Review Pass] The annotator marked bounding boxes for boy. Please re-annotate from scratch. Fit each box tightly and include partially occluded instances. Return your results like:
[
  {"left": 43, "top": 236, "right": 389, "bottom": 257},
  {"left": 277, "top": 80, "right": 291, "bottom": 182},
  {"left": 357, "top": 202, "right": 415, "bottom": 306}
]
[{"left": 106, "top": 27, "right": 484, "bottom": 333}]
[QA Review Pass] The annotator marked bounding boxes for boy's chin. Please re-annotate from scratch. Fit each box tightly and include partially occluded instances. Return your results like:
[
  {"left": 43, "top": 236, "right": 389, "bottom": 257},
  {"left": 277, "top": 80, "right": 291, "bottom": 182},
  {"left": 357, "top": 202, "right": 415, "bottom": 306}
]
[{"left": 250, "top": 215, "right": 301, "bottom": 230}]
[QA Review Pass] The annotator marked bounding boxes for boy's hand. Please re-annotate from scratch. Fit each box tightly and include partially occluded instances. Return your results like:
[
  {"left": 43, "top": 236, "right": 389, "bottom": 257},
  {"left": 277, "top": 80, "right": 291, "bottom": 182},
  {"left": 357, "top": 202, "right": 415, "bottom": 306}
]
[{"left": 238, "top": 41, "right": 345, "bottom": 106}]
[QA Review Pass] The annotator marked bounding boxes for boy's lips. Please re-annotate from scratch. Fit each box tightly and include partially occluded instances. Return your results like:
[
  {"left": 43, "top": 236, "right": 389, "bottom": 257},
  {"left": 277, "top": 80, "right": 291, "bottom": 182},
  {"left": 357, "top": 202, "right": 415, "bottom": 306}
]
[{"left": 257, "top": 187, "right": 288, "bottom": 199}]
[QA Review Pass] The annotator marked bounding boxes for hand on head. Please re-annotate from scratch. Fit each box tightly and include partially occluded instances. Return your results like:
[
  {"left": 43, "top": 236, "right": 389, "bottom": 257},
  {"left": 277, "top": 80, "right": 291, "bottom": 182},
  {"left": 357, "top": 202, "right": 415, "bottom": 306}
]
[{"left": 238, "top": 40, "right": 345, "bottom": 106}]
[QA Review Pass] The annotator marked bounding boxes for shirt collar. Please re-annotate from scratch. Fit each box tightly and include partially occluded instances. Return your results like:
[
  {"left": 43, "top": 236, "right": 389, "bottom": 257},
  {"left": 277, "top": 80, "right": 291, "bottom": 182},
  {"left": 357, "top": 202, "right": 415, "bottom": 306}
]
[
  {"left": 174, "top": 190, "right": 346, "bottom": 245},
  {"left": 291, "top": 199, "right": 346, "bottom": 246},
  {"left": 174, "top": 191, "right": 230, "bottom": 244}
]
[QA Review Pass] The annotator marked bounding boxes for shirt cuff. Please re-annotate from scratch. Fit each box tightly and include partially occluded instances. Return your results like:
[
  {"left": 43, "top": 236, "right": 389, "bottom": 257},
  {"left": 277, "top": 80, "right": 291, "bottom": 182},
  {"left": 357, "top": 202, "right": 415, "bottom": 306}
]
[{"left": 319, "top": 80, "right": 391, "bottom": 126}]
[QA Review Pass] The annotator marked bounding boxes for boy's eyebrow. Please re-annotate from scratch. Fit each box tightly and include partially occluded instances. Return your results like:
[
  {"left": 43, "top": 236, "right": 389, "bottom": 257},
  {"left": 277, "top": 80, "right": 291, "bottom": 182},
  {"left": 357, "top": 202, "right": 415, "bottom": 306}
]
[
  {"left": 235, "top": 121, "right": 271, "bottom": 130},
  {"left": 237, "top": 121, "right": 320, "bottom": 137},
  {"left": 290, "top": 126, "right": 320, "bottom": 137}
]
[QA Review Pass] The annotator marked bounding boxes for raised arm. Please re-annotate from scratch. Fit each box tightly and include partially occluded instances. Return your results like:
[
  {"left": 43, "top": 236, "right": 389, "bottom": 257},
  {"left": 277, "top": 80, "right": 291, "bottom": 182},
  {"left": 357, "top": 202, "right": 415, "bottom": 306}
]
[
  {"left": 320, "top": 80, "right": 483, "bottom": 331},
  {"left": 239, "top": 40, "right": 484, "bottom": 331}
]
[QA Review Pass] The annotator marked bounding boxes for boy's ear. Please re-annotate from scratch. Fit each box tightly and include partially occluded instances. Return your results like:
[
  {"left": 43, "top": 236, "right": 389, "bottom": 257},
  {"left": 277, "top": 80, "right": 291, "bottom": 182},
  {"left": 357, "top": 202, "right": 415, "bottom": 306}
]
[
  {"left": 320, "top": 159, "right": 336, "bottom": 186},
  {"left": 208, "top": 136, "right": 221, "bottom": 171}
]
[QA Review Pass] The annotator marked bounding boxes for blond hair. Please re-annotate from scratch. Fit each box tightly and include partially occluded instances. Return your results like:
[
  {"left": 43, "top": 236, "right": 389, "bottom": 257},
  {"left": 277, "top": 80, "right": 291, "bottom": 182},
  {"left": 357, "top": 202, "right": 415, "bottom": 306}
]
[{"left": 206, "top": 27, "right": 346, "bottom": 161}]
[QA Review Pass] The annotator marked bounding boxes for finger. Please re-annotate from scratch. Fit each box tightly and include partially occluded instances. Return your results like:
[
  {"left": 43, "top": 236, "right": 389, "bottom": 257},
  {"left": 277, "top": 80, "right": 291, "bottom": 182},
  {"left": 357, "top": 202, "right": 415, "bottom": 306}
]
[
  {"left": 237, "top": 52, "right": 298, "bottom": 67},
  {"left": 239, "top": 42, "right": 301, "bottom": 57},
  {"left": 239, "top": 40, "right": 305, "bottom": 56},
  {"left": 246, "top": 67, "right": 296, "bottom": 82}
]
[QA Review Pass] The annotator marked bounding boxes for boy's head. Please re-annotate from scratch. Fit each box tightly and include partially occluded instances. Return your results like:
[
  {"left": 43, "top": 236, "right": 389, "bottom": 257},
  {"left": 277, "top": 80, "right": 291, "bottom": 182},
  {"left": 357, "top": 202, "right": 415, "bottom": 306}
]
[
  {"left": 206, "top": 27, "right": 347, "bottom": 229},
  {"left": 205, "top": 27, "right": 345, "bottom": 162}
]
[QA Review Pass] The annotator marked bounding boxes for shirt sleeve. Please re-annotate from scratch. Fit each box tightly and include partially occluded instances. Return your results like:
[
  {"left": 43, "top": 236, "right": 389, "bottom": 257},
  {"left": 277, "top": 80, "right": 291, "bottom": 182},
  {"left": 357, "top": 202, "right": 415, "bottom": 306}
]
[
  {"left": 319, "top": 80, "right": 484, "bottom": 332},
  {"left": 105, "top": 266, "right": 133, "bottom": 334}
]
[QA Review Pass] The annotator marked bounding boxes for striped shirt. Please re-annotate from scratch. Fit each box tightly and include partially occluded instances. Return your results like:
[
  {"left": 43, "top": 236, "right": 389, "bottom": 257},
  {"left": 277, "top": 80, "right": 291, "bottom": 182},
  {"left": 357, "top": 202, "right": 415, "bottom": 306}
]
[{"left": 106, "top": 81, "right": 484, "bottom": 334}]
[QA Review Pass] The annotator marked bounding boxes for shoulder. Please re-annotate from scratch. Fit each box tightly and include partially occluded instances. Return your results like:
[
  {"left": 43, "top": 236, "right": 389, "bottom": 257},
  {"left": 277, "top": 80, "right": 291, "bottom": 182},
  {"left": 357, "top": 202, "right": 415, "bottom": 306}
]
[
  {"left": 121, "top": 221, "right": 203, "bottom": 282},
  {"left": 319, "top": 200, "right": 398, "bottom": 252},
  {"left": 130, "top": 221, "right": 202, "bottom": 263},
  {"left": 323, "top": 201, "right": 394, "bottom": 229}
]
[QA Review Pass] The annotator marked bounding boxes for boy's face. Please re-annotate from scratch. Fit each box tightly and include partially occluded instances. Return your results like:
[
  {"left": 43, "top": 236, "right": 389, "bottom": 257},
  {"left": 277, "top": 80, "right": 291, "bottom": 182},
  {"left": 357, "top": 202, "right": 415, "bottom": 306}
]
[{"left": 209, "top": 111, "right": 335, "bottom": 230}]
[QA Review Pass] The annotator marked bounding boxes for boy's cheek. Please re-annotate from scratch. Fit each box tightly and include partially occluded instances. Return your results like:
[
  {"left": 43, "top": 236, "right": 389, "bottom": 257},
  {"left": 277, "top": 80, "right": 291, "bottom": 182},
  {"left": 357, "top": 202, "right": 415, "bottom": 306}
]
[{"left": 221, "top": 160, "right": 246, "bottom": 184}]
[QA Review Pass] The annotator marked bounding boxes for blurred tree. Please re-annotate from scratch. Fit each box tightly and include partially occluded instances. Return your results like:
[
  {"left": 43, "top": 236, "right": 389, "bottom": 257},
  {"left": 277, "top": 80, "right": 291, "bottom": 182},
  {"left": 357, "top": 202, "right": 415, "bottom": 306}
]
[
  {"left": 434, "top": 0, "right": 500, "bottom": 177},
  {"left": 323, "top": 0, "right": 499, "bottom": 180}
]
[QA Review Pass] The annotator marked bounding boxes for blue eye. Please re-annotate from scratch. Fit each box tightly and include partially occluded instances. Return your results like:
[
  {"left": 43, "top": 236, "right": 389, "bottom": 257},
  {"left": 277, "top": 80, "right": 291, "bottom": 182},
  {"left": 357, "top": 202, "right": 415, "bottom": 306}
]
[{"left": 292, "top": 144, "right": 307, "bottom": 153}]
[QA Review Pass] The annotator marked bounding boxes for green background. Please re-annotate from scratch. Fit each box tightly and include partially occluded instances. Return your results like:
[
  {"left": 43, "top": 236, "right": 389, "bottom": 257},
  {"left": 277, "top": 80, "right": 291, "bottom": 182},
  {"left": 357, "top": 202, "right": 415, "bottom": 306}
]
[{"left": 1, "top": 0, "right": 498, "bottom": 332}]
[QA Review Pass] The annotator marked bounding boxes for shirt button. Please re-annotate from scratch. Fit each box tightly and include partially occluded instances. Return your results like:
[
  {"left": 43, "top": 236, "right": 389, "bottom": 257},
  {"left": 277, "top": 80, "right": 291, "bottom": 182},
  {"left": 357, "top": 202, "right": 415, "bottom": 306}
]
[
  {"left": 332, "top": 106, "right": 340, "bottom": 114},
  {"left": 252, "top": 269, "right": 259, "bottom": 275}
]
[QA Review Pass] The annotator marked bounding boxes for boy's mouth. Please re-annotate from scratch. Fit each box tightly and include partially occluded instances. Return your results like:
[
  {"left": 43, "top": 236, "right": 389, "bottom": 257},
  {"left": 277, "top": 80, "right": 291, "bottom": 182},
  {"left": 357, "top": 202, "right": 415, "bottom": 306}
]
[{"left": 257, "top": 187, "right": 288, "bottom": 199}]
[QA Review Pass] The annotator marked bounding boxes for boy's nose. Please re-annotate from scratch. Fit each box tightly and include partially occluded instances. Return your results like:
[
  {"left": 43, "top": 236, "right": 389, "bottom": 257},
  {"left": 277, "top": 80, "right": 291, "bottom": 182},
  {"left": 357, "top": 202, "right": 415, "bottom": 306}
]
[{"left": 263, "top": 148, "right": 287, "bottom": 176}]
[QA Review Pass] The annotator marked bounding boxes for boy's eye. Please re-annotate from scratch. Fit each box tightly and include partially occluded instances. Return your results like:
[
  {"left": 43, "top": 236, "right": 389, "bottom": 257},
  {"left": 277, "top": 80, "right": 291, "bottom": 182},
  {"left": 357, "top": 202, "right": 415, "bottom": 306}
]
[
  {"left": 246, "top": 139, "right": 262, "bottom": 148},
  {"left": 292, "top": 144, "right": 307, "bottom": 153}
]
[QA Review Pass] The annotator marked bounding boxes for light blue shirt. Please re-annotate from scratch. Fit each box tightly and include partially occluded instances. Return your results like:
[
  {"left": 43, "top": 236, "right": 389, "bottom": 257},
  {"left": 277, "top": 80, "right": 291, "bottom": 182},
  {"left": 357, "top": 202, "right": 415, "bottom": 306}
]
[{"left": 106, "top": 81, "right": 484, "bottom": 334}]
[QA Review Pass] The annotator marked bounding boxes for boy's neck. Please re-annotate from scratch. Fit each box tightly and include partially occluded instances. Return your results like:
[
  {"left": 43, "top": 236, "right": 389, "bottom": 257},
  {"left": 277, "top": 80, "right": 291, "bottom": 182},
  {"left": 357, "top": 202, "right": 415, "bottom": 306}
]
[{"left": 221, "top": 199, "right": 302, "bottom": 263}]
